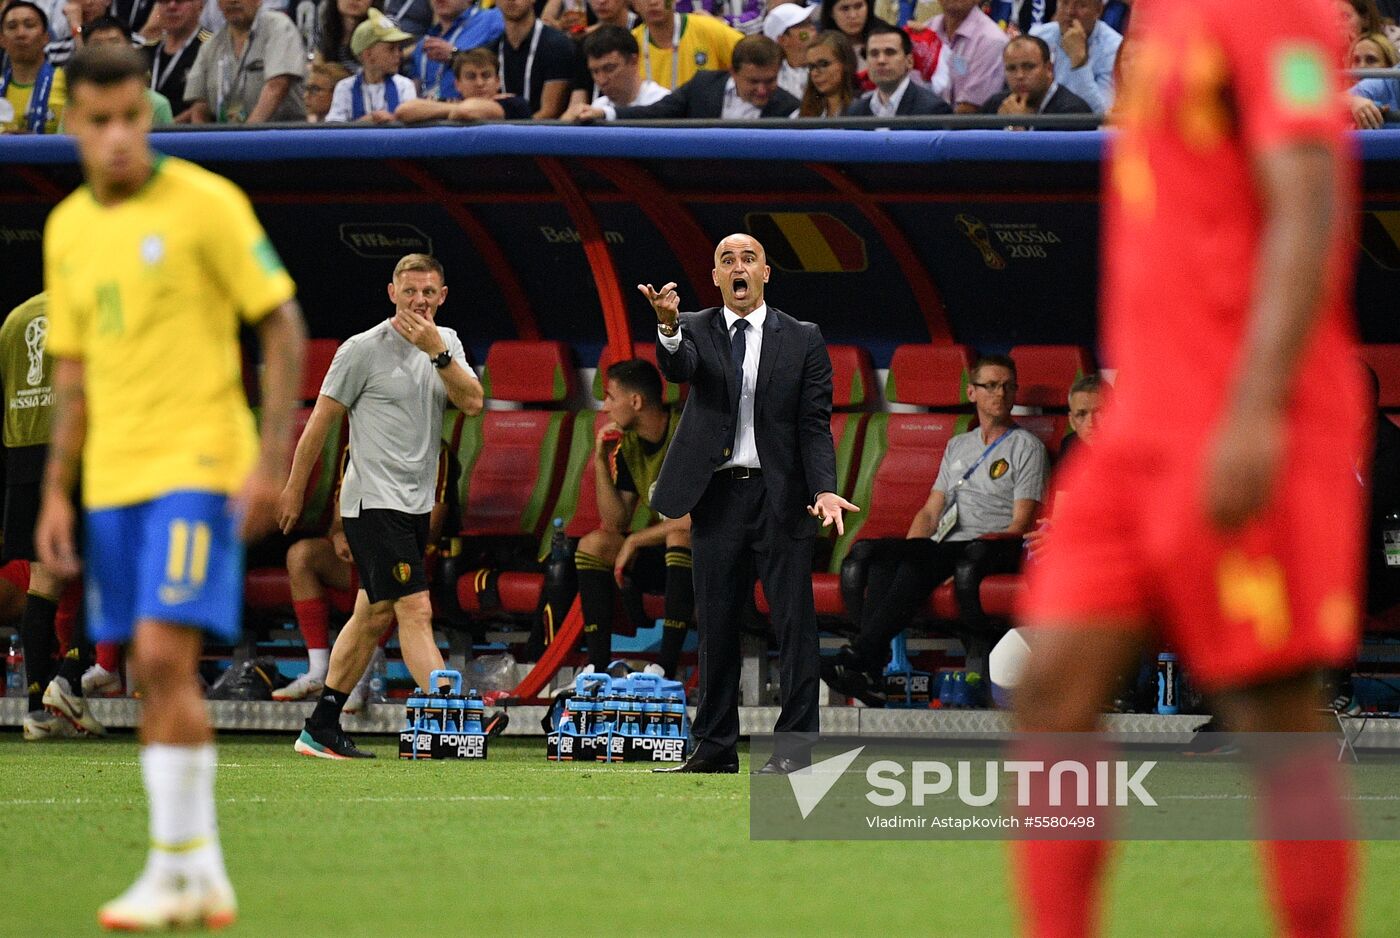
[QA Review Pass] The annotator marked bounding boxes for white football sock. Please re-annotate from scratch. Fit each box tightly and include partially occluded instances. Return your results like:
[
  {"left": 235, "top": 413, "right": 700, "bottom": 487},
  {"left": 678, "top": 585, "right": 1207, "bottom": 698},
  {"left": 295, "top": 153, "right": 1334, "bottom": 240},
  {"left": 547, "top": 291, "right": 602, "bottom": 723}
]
[
  {"left": 141, "top": 744, "right": 225, "bottom": 880},
  {"left": 307, "top": 648, "right": 330, "bottom": 682}
]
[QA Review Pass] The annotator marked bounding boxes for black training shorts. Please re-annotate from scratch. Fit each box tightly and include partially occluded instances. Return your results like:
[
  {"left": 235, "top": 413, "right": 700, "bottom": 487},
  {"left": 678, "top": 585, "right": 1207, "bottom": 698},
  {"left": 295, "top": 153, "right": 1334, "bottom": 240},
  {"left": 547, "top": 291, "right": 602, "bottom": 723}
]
[{"left": 342, "top": 508, "right": 431, "bottom": 603}]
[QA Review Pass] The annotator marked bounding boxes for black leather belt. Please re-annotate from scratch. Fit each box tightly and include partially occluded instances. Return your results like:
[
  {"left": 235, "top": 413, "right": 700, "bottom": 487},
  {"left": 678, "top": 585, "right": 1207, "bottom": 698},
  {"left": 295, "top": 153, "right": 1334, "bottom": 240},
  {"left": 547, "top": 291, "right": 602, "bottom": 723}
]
[{"left": 716, "top": 466, "right": 763, "bottom": 480}]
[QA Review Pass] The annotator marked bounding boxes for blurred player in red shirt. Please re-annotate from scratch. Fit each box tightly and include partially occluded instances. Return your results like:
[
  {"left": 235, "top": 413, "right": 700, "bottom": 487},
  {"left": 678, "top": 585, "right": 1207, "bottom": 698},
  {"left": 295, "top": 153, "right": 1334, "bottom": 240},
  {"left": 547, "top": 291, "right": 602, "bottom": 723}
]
[{"left": 1012, "top": 0, "right": 1364, "bottom": 935}]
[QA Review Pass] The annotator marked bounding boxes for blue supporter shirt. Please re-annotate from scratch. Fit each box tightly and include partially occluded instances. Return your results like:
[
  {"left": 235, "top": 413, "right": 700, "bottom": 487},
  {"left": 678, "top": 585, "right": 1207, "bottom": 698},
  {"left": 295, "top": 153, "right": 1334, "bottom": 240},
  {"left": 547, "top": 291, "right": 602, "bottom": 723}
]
[
  {"left": 1351, "top": 76, "right": 1400, "bottom": 116},
  {"left": 406, "top": 4, "right": 505, "bottom": 101},
  {"left": 1029, "top": 18, "right": 1122, "bottom": 115}
]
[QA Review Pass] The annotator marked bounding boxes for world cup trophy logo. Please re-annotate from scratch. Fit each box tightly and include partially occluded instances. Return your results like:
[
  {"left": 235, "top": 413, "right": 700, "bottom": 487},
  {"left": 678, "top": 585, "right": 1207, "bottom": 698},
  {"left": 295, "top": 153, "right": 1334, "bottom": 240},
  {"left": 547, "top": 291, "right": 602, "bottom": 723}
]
[
  {"left": 955, "top": 214, "right": 1006, "bottom": 271},
  {"left": 24, "top": 316, "right": 47, "bottom": 387}
]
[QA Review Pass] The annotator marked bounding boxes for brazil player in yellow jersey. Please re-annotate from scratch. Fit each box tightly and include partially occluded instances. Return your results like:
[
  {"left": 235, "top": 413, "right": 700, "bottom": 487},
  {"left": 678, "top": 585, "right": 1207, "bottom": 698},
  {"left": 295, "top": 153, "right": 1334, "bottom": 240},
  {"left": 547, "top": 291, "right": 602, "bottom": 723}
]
[{"left": 34, "top": 44, "right": 307, "bottom": 933}]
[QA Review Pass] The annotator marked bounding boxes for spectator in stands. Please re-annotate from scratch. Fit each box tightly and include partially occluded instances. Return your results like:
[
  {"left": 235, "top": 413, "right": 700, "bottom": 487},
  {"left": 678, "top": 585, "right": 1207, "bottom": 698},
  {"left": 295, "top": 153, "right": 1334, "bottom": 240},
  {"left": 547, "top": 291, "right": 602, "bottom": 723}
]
[
  {"left": 1029, "top": 0, "right": 1121, "bottom": 115},
  {"left": 560, "top": 0, "right": 638, "bottom": 108},
  {"left": 42, "top": 0, "right": 103, "bottom": 64},
  {"left": 544, "top": 0, "right": 634, "bottom": 38},
  {"left": 326, "top": 9, "right": 414, "bottom": 120},
  {"left": 823, "top": 354, "right": 1048, "bottom": 706},
  {"left": 566, "top": 24, "right": 664, "bottom": 109},
  {"left": 185, "top": 0, "right": 307, "bottom": 122},
  {"left": 845, "top": 22, "right": 951, "bottom": 116},
  {"left": 981, "top": 34, "right": 1091, "bottom": 127},
  {"left": 313, "top": 0, "right": 377, "bottom": 71},
  {"left": 797, "top": 28, "right": 856, "bottom": 116},
  {"left": 395, "top": 45, "right": 531, "bottom": 119},
  {"left": 382, "top": 0, "right": 430, "bottom": 38},
  {"left": 404, "top": 0, "right": 503, "bottom": 101},
  {"left": 684, "top": 0, "right": 762, "bottom": 37},
  {"left": 79, "top": 16, "right": 176, "bottom": 122},
  {"left": 1352, "top": 29, "right": 1399, "bottom": 68},
  {"left": 764, "top": 1, "right": 816, "bottom": 100},
  {"left": 0, "top": 0, "right": 64, "bottom": 133},
  {"left": 305, "top": 57, "right": 350, "bottom": 118},
  {"left": 927, "top": 0, "right": 1006, "bottom": 113},
  {"left": 494, "top": 0, "right": 573, "bottom": 117},
  {"left": 819, "top": 0, "right": 890, "bottom": 73},
  {"left": 574, "top": 360, "right": 694, "bottom": 679},
  {"left": 631, "top": 0, "right": 741, "bottom": 92},
  {"left": 1339, "top": 0, "right": 1386, "bottom": 50},
  {"left": 567, "top": 32, "right": 798, "bottom": 118},
  {"left": 142, "top": 0, "right": 209, "bottom": 121}
]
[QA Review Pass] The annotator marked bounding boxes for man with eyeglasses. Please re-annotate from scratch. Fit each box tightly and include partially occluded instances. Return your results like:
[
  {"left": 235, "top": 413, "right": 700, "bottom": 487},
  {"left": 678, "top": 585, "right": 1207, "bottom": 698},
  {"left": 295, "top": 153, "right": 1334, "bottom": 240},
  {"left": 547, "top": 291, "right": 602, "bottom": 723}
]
[
  {"left": 139, "top": 0, "right": 209, "bottom": 121},
  {"left": 823, "top": 353, "right": 1047, "bottom": 707}
]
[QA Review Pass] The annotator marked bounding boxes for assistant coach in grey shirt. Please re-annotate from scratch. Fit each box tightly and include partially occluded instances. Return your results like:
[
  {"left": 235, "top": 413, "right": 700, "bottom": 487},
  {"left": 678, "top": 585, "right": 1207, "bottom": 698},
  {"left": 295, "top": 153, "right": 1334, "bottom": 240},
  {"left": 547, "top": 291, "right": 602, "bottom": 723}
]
[
  {"left": 278, "top": 253, "right": 484, "bottom": 760},
  {"left": 823, "top": 353, "right": 1047, "bottom": 707}
]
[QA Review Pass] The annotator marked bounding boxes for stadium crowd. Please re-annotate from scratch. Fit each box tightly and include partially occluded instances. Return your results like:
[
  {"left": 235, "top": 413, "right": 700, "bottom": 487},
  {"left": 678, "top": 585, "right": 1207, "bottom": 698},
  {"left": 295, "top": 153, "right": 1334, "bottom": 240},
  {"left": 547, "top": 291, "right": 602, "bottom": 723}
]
[{"left": 7, "top": 0, "right": 1400, "bottom": 132}]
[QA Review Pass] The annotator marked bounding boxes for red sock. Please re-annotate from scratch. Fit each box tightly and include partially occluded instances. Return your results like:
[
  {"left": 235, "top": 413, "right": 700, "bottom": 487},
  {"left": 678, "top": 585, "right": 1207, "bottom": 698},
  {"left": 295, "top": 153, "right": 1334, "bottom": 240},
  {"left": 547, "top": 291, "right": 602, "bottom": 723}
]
[
  {"left": 53, "top": 583, "right": 81, "bottom": 654},
  {"left": 1260, "top": 841, "right": 1355, "bottom": 938},
  {"left": 96, "top": 642, "right": 120, "bottom": 672},
  {"left": 1013, "top": 839, "right": 1111, "bottom": 938},
  {"left": 293, "top": 598, "right": 330, "bottom": 650}
]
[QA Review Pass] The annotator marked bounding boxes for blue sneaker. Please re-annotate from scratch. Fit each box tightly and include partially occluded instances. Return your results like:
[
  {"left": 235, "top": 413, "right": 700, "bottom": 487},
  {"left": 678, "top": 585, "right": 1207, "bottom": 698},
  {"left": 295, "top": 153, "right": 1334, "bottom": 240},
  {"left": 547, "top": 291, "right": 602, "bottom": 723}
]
[
  {"left": 936, "top": 671, "right": 956, "bottom": 707},
  {"left": 947, "top": 671, "right": 968, "bottom": 708}
]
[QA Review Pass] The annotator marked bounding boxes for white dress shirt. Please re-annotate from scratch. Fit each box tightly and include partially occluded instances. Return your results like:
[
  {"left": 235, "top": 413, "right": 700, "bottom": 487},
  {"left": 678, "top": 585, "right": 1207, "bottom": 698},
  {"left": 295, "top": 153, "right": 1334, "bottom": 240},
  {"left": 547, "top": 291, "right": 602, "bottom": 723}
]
[
  {"left": 594, "top": 78, "right": 669, "bottom": 110},
  {"left": 658, "top": 304, "right": 766, "bottom": 470},
  {"left": 869, "top": 74, "right": 912, "bottom": 117},
  {"left": 720, "top": 76, "right": 762, "bottom": 119}
]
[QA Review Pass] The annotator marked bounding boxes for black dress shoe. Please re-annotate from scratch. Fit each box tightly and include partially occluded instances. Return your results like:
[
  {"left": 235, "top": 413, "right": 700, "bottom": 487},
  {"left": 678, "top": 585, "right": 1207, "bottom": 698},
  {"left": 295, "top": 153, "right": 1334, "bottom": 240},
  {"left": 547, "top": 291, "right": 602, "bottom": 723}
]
[
  {"left": 654, "top": 753, "right": 739, "bottom": 774},
  {"left": 753, "top": 756, "right": 809, "bottom": 776}
]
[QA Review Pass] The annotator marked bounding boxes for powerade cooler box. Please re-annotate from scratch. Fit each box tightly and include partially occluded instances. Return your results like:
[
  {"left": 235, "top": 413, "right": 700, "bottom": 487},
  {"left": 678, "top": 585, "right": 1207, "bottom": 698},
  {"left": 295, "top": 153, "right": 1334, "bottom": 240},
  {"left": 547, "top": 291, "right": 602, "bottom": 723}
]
[
  {"left": 547, "top": 670, "right": 689, "bottom": 763},
  {"left": 399, "top": 669, "right": 490, "bottom": 760}
]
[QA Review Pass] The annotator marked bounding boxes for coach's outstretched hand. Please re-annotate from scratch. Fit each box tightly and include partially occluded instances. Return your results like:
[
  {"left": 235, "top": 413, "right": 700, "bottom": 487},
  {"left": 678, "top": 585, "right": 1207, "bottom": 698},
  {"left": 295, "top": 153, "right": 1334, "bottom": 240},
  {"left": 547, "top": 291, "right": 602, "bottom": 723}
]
[
  {"left": 638, "top": 282, "right": 680, "bottom": 332},
  {"left": 808, "top": 491, "right": 859, "bottom": 536}
]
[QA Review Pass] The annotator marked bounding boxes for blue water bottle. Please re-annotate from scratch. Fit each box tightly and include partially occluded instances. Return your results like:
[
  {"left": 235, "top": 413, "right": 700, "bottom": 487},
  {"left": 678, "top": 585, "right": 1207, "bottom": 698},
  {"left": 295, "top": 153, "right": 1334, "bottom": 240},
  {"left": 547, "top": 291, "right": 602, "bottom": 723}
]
[
  {"left": 1156, "top": 653, "right": 1180, "bottom": 715},
  {"left": 463, "top": 689, "right": 485, "bottom": 735},
  {"left": 662, "top": 692, "right": 686, "bottom": 737}
]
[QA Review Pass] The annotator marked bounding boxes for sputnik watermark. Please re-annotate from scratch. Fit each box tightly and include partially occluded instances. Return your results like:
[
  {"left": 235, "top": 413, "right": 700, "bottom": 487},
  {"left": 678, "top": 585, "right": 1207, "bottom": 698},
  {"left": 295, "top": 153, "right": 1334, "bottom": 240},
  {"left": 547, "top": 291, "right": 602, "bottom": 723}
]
[{"left": 865, "top": 759, "right": 1156, "bottom": 808}]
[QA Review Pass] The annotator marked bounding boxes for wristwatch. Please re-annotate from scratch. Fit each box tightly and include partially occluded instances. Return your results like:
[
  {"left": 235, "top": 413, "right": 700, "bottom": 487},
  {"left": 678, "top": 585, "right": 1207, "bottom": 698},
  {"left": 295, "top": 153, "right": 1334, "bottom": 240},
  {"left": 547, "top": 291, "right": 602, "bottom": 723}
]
[
  {"left": 431, "top": 349, "right": 452, "bottom": 369},
  {"left": 658, "top": 321, "right": 679, "bottom": 337}
]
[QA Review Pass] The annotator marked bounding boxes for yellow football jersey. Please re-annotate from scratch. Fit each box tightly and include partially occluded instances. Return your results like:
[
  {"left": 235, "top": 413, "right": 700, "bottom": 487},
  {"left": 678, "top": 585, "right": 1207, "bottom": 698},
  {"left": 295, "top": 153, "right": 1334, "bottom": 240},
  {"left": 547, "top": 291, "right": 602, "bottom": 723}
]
[
  {"left": 2, "top": 68, "right": 66, "bottom": 134},
  {"left": 44, "top": 156, "right": 296, "bottom": 509},
  {"left": 633, "top": 13, "right": 741, "bottom": 91}
]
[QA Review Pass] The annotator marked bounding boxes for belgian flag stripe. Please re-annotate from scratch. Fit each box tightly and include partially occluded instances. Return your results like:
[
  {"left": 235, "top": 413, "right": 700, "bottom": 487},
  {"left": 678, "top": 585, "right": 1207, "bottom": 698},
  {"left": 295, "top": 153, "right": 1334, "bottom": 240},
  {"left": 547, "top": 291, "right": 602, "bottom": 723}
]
[
  {"left": 747, "top": 214, "right": 803, "bottom": 271},
  {"left": 808, "top": 213, "right": 867, "bottom": 271},
  {"left": 770, "top": 213, "right": 844, "bottom": 272}
]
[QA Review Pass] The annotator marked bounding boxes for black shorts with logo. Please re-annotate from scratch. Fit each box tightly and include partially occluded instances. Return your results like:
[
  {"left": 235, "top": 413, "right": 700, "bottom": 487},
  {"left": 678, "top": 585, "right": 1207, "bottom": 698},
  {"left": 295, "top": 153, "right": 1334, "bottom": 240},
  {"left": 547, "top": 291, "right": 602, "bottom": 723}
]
[{"left": 342, "top": 508, "right": 431, "bottom": 603}]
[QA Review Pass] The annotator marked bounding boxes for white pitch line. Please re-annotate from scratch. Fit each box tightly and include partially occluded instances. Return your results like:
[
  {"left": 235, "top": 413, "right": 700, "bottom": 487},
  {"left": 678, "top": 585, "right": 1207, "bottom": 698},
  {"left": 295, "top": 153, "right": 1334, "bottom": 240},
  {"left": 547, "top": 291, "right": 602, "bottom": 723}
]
[{"left": 0, "top": 791, "right": 745, "bottom": 808}]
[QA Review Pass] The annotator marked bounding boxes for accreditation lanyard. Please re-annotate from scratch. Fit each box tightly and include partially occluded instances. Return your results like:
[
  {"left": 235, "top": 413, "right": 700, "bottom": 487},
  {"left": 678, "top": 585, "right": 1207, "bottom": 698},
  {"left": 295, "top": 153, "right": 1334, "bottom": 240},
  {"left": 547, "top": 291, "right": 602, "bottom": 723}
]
[
  {"left": 418, "top": 7, "right": 475, "bottom": 95},
  {"left": 641, "top": 12, "right": 681, "bottom": 89},
  {"left": 0, "top": 61, "right": 56, "bottom": 133},
  {"left": 498, "top": 18, "right": 543, "bottom": 107},
  {"left": 151, "top": 32, "right": 197, "bottom": 94},
  {"left": 216, "top": 25, "right": 258, "bottom": 122},
  {"left": 350, "top": 73, "right": 401, "bottom": 118},
  {"left": 932, "top": 427, "right": 1018, "bottom": 542}
]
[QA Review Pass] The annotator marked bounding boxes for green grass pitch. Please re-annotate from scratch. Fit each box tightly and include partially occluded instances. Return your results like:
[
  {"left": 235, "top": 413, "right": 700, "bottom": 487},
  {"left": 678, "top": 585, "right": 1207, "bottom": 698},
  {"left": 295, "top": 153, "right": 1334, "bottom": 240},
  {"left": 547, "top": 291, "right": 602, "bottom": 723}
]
[{"left": 3, "top": 732, "right": 1399, "bottom": 937}]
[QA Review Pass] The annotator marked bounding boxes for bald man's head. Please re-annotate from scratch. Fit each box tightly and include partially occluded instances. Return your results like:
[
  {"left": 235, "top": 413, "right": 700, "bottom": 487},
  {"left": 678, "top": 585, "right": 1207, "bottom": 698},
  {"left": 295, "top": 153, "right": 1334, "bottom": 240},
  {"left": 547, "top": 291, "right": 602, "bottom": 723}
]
[{"left": 712, "top": 234, "right": 771, "bottom": 314}]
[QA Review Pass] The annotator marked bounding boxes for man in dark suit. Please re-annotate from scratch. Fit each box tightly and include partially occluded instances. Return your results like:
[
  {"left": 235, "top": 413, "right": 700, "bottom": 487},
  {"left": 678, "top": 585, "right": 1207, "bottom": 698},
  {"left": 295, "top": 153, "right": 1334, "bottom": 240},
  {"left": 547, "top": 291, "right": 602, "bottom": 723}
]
[
  {"left": 844, "top": 23, "right": 952, "bottom": 117},
  {"left": 640, "top": 235, "right": 858, "bottom": 774},
  {"left": 980, "top": 34, "right": 1093, "bottom": 127},
  {"left": 569, "top": 34, "right": 798, "bottom": 120}
]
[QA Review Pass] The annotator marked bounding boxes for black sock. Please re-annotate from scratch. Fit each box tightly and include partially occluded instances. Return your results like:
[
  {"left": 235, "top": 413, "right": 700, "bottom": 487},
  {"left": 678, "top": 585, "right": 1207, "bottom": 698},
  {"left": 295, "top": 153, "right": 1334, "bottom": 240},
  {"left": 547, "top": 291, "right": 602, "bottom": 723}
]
[
  {"left": 19, "top": 591, "right": 58, "bottom": 713},
  {"left": 308, "top": 685, "right": 351, "bottom": 730},
  {"left": 575, "top": 553, "right": 615, "bottom": 672},
  {"left": 658, "top": 547, "right": 694, "bottom": 677},
  {"left": 56, "top": 646, "right": 87, "bottom": 695}
]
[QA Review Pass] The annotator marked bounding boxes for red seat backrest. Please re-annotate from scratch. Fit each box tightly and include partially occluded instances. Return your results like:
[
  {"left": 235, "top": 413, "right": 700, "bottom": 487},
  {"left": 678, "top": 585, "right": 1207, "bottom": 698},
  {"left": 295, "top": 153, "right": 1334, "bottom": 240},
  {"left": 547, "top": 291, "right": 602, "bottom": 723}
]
[
  {"left": 1015, "top": 414, "right": 1069, "bottom": 461},
  {"left": 828, "top": 344, "right": 877, "bottom": 409},
  {"left": 484, "top": 340, "right": 579, "bottom": 404},
  {"left": 564, "top": 412, "right": 615, "bottom": 538},
  {"left": 855, "top": 413, "right": 965, "bottom": 541},
  {"left": 1008, "top": 344, "right": 1094, "bottom": 409},
  {"left": 460, "top": 411, "right": 570, "bottom": 538},
  {"left": 886, "top": 344, "right": 976, "bottom": 408},
  {"left": 301, "top": 338, "right": 340, "bottom": 402}
]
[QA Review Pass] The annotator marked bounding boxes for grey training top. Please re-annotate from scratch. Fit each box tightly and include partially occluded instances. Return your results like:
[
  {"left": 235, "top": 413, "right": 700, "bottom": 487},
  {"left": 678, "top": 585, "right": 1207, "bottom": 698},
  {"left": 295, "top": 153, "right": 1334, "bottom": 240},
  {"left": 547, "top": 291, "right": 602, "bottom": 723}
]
[
  {"left": 184, "top": 6, "right": 307, "bottom": 123},
  {"left": 321, "top": 319, "right": 472, "bottom": 517},
  {"left": 931, "top": 426, "right": 1048, "bottom": 541}
]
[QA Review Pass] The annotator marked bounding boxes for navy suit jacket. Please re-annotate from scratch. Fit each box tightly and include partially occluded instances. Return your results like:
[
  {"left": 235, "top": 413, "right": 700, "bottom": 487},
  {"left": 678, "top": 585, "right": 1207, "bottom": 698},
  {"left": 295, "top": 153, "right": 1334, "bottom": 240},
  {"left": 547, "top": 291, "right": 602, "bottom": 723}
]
[
  {"left": 614, "top": 71, "right": 800, "bottom": 119},
  {"left": 980, "top": 84, "right": 1094, "bottom": 120},
  {"left": 652, "top": 306, "right": 837, "bottom": 533},
  {"left": 844, "top": 79, "right": 952, "bottom": 116}
]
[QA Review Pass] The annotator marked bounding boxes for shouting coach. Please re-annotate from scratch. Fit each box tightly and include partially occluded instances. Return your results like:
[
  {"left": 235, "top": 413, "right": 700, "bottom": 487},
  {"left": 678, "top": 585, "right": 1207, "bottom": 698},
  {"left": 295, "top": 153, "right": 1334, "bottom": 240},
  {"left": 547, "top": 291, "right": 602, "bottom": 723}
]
[{"left": 640, "top": 233, "right": 858, "bottom": 775}]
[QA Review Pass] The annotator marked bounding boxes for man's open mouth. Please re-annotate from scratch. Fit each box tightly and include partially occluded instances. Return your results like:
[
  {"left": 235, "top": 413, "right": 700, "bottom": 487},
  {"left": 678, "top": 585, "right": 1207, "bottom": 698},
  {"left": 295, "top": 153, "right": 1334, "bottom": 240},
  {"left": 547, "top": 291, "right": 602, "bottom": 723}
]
[{"left": 732, "top": 277, "right": 749, "bottom": 297}]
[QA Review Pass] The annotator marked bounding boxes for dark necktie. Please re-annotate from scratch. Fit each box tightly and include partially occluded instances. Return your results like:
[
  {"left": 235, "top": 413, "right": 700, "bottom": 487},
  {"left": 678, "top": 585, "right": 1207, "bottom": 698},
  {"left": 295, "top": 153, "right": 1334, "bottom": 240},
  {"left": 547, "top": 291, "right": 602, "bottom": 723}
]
[{"left": 730, "top": 318, "right": 748, "bottom": 401}]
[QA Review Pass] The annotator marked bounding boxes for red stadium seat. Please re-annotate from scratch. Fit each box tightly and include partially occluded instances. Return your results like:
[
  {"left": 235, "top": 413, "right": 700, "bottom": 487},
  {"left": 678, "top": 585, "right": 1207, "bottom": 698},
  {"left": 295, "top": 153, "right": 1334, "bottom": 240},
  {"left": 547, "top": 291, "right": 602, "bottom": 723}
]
[
  {"left": 481, "top": 340, "right": 579, "bottom": 404},
  {"left": 301, "top": 338, "right": 340, "bottom": 402},
  {"left": 1014, "top": 414, "right": 1070, "bottom": 461},
  {"left": 1361, "top": 345, "right": 1400, "bottom": 409},
  {"left": 828, "top": 344, "right": 877, "bottom": 409},
  {"left": 1008, "top": 344, "right": 1094, "bottom": 410},
  {"left": 885, "top": 344, "right": 976, "bottom": 407}
]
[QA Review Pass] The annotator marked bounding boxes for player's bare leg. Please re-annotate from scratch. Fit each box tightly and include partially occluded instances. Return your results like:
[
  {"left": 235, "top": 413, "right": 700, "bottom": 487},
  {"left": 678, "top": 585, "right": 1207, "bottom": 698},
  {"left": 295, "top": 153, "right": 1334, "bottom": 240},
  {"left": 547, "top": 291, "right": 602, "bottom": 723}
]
[
  {"left": 391, "top": 590, "right": 445, "bottom": 690},
  {"left": 275, "top": 538, "right": 354, "bottom": 700},
  {"left": 1213, "top": 672, "right": 1356, "bottom": 938},
  {"left": 1012, "top": 624, "right": 1144, "bottom": 938},
  {"left": 296, "top": 591, "right": 393, "bottom": 759},
  {"left": 99, "top": 620, "right": 235, "bottom": 932}
]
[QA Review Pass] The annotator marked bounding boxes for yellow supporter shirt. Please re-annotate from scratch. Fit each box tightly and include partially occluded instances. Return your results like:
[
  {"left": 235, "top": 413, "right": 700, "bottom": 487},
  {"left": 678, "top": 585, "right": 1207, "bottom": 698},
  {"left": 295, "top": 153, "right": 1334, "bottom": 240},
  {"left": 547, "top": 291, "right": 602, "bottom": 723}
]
[
  {"left": 43, "top": 155, "right": 296, "bottom": 509},
  {"left": 2, "top": 67, "right": 66, "bottom": 134},
  {"left": 632, "top": 13, "right": 742, "bottom": 91}
]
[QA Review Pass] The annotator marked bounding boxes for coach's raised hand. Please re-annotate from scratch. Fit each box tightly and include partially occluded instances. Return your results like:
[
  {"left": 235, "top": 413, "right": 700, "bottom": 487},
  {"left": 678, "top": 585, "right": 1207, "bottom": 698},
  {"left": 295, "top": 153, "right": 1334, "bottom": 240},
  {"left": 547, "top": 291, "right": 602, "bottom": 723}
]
[{"left": 639, "top": 281, "right": 680, "bottom": 333}]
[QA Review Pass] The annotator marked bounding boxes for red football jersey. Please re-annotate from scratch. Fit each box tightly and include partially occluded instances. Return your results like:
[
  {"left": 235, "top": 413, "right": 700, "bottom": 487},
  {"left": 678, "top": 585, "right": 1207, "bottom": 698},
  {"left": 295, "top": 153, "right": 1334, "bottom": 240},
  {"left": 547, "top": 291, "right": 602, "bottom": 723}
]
[{"left": 1102, "top": 0, "right": 1363, "bottom": 448}]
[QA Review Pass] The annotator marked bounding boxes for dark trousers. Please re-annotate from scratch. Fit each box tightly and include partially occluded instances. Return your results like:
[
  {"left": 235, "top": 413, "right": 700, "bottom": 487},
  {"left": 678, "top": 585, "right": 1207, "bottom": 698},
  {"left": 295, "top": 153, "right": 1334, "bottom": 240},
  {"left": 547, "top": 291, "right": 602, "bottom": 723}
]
[
  {"left": 689, "top": 473, "right": 819, "bottom": 761},
  {"left": 845, "top": 537, "right": 1023, "bottom": 675}
]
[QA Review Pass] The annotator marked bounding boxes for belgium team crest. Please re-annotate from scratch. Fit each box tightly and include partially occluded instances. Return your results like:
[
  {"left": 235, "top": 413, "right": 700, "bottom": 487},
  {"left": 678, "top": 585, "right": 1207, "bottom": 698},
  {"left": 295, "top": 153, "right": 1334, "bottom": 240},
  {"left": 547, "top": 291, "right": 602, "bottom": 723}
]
[
  {"left": 989, "top": 458, "right": 1009, "bottom": 480},
  {"left": 392, "top": 562, "right": 412, "bottom": 584}
]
